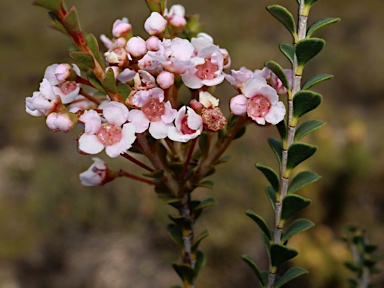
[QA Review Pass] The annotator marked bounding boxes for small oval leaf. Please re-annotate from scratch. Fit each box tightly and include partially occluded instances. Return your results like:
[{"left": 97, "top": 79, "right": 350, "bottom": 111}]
[
  {"left": 192, "top": 230, "right": 209, "bottom": 252},
  {"left": 70, "top": 52, "right": 95, "bottom": 69},
  {"left": 256, "top": 163, "right": 280, "bottom": 193},
  {"left": 295, "top": 120, "right": 326, "bottom": 141},
  {"left": 270, "top": 244, "right": 298, "bottom": 267},
  {"left": 103, "top": 68, "right": 117, "bottom": 93},
  {"left": 281, "top": 194, "right": 311, "bottom": 220},
  {"left": 287, "top": 143, "right": 317, "bottom": 171},
  {"left": 288, "top": 170, "right": 321, "bottom": 194},
  {"left": 267, "top": 5, "right": 296, "bottom": 37},
  {"left": 241, "top": 255, "right": 266, "bottom": 286},
  {"left": 245, "top": 210, "right": 272, "bottom": 241},
  {"left": 265, "top": 60, "right": 289, "bottom": 89},
  {"left": 282, "top": 219, "right": 315, "bottom": 243},
  {"left": 275, "top": 267, "right": 309, "bottom": 288},
  {"left": 296, "top": 38, "right": 325, "bottom": 67},
  {"left": 293, "top": 90, "right": 322, "bottom": 119},
  {"left": 194, "top": 250, "right": 206, "bottom": 277},
  {"left": 194, "top": 180, "right": 215, "bottom": 189},
  {"left": 167, "top": 224, "right": 183, "bottom": 248},
  {"left": 280, "top": 43, "right": 294, "bottom": 65},
  {"left": 63, "top": 7, "right": 81, "bottom": 33},
  {"left": 302, "top": 74, "right": 333, "bottom": 90},
  {"left": 268, "top": 138, "right": 283, "bottom": 165},
  {"left": 307, "top": 17, "right": 341, "bottom": 37},
  {"left": 172, "top": 263, "right": 195, "bottom": 284}
]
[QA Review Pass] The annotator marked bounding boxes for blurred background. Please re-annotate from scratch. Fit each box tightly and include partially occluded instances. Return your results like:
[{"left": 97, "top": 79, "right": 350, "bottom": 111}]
[{"left": 1, "top": 0, "right": 383, "bottom": 287}]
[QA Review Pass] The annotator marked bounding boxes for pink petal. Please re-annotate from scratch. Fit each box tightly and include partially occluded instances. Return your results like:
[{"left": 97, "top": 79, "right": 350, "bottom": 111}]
[
  {"left": 78, "top": 134, "right": 104, "bottom": 154},
  {"left": 127, "top": 109, "right": 149, "bottom": 133},
  {"left": 103, "top": 101, "right": 129, "bottom": 126},
  {"left": 265, "top": 101, "right": 286, "bottom": 125},
  {"left": 149, "top": 121, "right": 172, "bottom": 139}
]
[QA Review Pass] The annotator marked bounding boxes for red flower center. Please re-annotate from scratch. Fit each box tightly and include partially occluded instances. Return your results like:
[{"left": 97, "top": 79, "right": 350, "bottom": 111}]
[
  {"left": 247, "top": 95, "right": 271, "bottom": 118},
  {"left": 196, "top": 60, "right": 219, "bottom": 80},
  {"left": 97, "top": 123, "right": 122, "bottom": 146},
  {"left": 180, "top": 116, "right": 196, "bottom": 135},
  {"left": 142, "top": 98, "right": 166, "bottom": 121}
]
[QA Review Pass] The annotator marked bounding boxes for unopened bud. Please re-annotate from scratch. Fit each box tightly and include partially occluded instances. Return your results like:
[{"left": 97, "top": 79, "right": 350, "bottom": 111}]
[
  {"left": 112, "top": 18, "right": 132, "bottom": 38},
  {"left": 126, "top": 36, "right": 147, "bottom": 58},
  {"left": 156, "top": 71, "right": 174, "bottom": 89},
  {"left": 104, "top": 47, "right": 128, "bottom": 67},
  {"left": 144, "top": 12, "right": 167, "bottom": 35},
  {"left": 46, "top": 112, "right": 76, "bottom": 132},
  {"left": 146, "top": 36, "right": 160, "bottom": 51}
]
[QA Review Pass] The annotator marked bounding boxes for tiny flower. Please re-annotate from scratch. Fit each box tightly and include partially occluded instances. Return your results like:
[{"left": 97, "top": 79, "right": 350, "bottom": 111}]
[
  {"left": 79, "top": 157, "right": 109, "bottom": 186},
  {"left": 126, "top": 36, "right": 147, "bottom": 58},
  {"left": 198, "top": 92, "right": 226, "bottom": 131},
  {"left": 230, "top": 76, "right": 286, "bottom": 125},
  {"left": 53, "top": 81, "right": 81, "bottom": 104},
  {"left": 104, "top": 46, "right": 129, "bottom": 67},
  {"left": 225, "top": 67, "right": 253, "bottom": 91},
  {"left": 156, "top": 71, "right": 174, "bottom": 89},
  {"left": 25, "top": 78, "right": 60, "bottom": 117},
  {"left": 165, "top": 4, "right": 187, "bottom": 28},
  {"left": 182, "top": 44, "right": 225, "bottom": 89},
  {"left": 144, "top": 12, "right": 167, "bottom": 35},
  {"left": 112, "top": 17, "right": 132, "bottom": 38},
  {"left": 168, "top": 106, "right": 203, "bottom": 142},
  {"left": 44, "top": 63, "right": 81, "bottom": 85},
  {"left": 127, "top": 88, "right": 177, "bottom": 139},
  {"left": 191, "top": 33, "right": 214, "bottom": 52},
  {"left": 46, "top": 112, "right": 76, "bottom": 132},
  {"left": 78, "top": 101, "right": 136, "bottom": 158},
  {"left": 55, "top": 63, "right": 76, "bottom": 82}
]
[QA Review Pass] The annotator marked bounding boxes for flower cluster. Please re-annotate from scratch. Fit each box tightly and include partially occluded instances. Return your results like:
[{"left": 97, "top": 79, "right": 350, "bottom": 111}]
[{"left": 25, "top": 4, "right": 289, "bottom": 185}]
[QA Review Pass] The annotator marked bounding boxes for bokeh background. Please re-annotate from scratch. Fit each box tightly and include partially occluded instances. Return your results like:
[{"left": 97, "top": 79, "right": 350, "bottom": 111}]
[{"left": 1, "top": 0, "right": 384, "bottom": 287}]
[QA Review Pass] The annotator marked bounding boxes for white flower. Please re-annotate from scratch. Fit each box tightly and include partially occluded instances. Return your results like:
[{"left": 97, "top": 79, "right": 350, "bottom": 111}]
[{"left": 79, "top": 157, "right": 108, "bottom": 186}]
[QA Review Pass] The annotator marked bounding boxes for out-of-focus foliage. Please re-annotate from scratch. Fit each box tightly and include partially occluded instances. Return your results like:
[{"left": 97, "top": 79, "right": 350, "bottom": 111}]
[{"left": 0, "top": 0, "right": 383, "bottom": 287}]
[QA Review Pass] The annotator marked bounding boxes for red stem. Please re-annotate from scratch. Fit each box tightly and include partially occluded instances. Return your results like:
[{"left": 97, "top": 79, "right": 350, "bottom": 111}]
[{"left": 120, "top": 152, "right": 154, "bottom": 172}]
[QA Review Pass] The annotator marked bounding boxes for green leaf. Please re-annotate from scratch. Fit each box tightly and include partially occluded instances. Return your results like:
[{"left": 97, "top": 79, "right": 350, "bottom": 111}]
[
  {"left": 241, "top": 255, "right": 266, "bottom": 286},
  {"left": 245, "top": 210, "right": 272, "bottom": 241},
  {"left": 167, "top": 224, "right": 183, "bottom": 248},
  {"left": 172, "top": 263, "right": 195, "bottom": 284},
  {"left": 63, "top": 6, "right": 81, "bottom": 33},
  {"left": 288, "top": 170, "right": 321, "bottom": 194},
  {"left": 265, "top": 186, "right": 276, "bottom": 211},
  {"left": 193, "top": 197, "right": 217, "bottom": 211},
  {"left": 33, "top": 0, "right": 63, "bottom": 11},
  {"left": 87, "top": 71, "right": 106, "bottom": 93},
  {"left": 275, "top": 267, "right": 309, "bottom": 287},
  {"left": 117, "top": 82, "right": 131, "bottom": 100},
  {"left": 281, "top": 194, "right": 311, "bottom": 220},
  {"left": 296, "top": 38, "right": 325, "bottom": 67},
  {"left": 302, "top": 74, "right": 333, "bottom": 90},
  {"left": 192, "top": 230, "right": 209, "bottom": 252},
  {"left": 268, "top": 138, "right": 282, "bottom": 165},
  {"left": 265, "top": 60, "right": 289, "bottom": 89},
  {"left": 256, "top": 163, "right": 280, "bottom": 193},
  {"left": 295, "top": 120, "right": 326, "bottom": 141},
  {"left": 276, "top": 120, "right": 287, "bottom": 141},
  {"left": 282, "top": 219, "right": 315, "bottom": 243},
  {"left": 280, "top": 43, "right": 294, "bottom": 65},
  {"left": 304, "top": 0, "right": 319, "bottom": 7},
  {"left": 158, "top": 195, "right": 181, "bottom": 205},
  {"left": 287, "top": 143, "right": 317, "bottom": 171},
  {"left": 270, "top": 244, "right": 298, "bottom": 267},
  {"left": 85, "top": 33, "right": 101, "bottom": 63},
  {"left": 194, "top": 180, "right": 214, "bottom": 189},
  {"left": 145, "top": 0, "right": 167, "bottom": 14},
  {"left": 307, "top": 17, "right": 341, "bottom": 37},
  {"left": 292, "top": 90, "right": 322, "bottom": 120},
  {"left": 194, "top": 251, "right": 206, "bottom": 276},
  {"left": 267, "top": 5, "right": 296, "bottom": 37},
  {"left": 234, "top": 125, "right": 246, "bottom": 139},
  {"left": 103, "top": 68, "right": 117, "bottom": 93},
  {"left": 69, "top": 52, "right": 95, "bottom": 69}
]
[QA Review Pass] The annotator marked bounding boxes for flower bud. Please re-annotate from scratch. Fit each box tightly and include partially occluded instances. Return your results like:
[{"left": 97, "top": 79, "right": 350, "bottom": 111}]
[
  {"left": 46, "top": 112, "right": 76, "bottom": 132},
  {"left": 79, "top": 157, "right": 109, "bottom": 186},
  {"left": 112, "top": 18, "right": 132, "bottom": 38},
  {"left": 54, "top": 63, "right": 72, "bottom": 82},
  {"left": 156, "top": 71, "right": 174, "bottom": 89},
  {"left": 104, "top": 47, "right": 128, "bottom": 67},
  {"left": 146, "top": 36, "right": 160, "bottom": 51},
  {"left": 144, "top": 12, "right": 167, "bottom": 35},
  {"left": 126, "top": 36, "right": 147, "bottom": 58},
  {"left": 230, "top": 94, "right": 247, "bottom": 116}
]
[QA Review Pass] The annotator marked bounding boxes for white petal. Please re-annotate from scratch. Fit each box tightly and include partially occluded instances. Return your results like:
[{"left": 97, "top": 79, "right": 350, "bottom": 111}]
[
  {"left": 186, "top": 107, "right": 203, "bottom": 130},
  {"left": 103, "top": 101, "right": 129, "bottom": 125},
  {"left": 242, "top": 76, "right": 268, "bottom": 98},
  {"left": 78, "top": 134, "right": 104, "bottom": 154},
  {"left": 181, "top": 72, "right": 203, "bottom": 89},
  {"left": 149, "top": 121, "right": 171, "bottom": 139},
  {"left": 265, "top": 101, "right": 286, "bottom": 125},
  {"left": 128, "top": 110, "right": 149, "bottom": 133},
  {"left": 79, "top": 110, "right": 101, "bottom": 134}
]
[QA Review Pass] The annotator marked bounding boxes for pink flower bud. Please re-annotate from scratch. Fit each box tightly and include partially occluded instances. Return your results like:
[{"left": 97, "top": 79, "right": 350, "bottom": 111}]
[
  {"left": 126, "top": 36, "right": 147, "bottom": 58},
  {"left": 189, "top": 99, "right": 204, "bottom": 113},
  {"left": 79, "top": 157, "right": 109, "bottom": 186},
  {"left": 144, "top": 12, "right": 167, "bottom": 35},
  {"left": 46, "top": 112, "right": 76, "bottom": 132},
  {"left": 230, "top": 94, "right": 247, "bottom": 116},
  {"left": 55, "top": 63, "right": 72, "bottom": 82},
  {"left": 112, "top": 18, "right": 132, "bottom": 38},
  {"left": 146, "top": 36, "right": 160, "bottom": 51},
  {"left": 156, "top": 71, "right": 174, "bottom": 89},
  {"left": 104, "top": 47, "right": 128, "bottom": 67}
]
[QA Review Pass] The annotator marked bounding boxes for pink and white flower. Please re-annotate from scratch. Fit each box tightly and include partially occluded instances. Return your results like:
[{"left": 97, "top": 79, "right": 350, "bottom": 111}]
[
  {"left": 165, "top": 4, "right": 187, "bottom": 28},
  {"left": 181, "top": 44, "right": 225, "bottom": 89},
  {"left": 127, "top": 88, "right": 177, "bottom": 139},
  {"left": 168, "top": 106, "right": 203, "bottom": 142},
  {"left": 148, "top": 38, "right": 203, "bottom": 74},
  {"left": 25, "top": 78, "right": 60, "bottom": 117},
  {"left": 112, "top": 17, "right": 132, "bottom": 38},
  {"left": 230, "top": 76, "right": 286, "bottom": 125},
  {"left": 144, "top": 12, "right": 167, "bottom": 35},
  {"left": 78, "top": 101, "right": 136, "bottom": 158},
  {"left": 46, "top": 112, "right": 75, "bottom": 132},
  {"left": 79, "top": 157, "right": 109, "bottom": 186}
]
